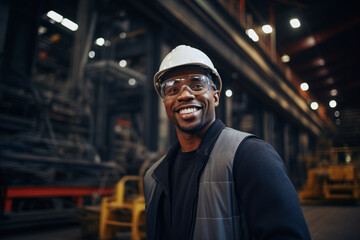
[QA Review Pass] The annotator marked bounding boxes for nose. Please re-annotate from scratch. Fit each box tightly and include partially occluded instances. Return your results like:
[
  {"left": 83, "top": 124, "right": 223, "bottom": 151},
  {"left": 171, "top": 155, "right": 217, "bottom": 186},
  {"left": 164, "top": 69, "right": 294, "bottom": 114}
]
[{"left": 176, "top": 85, "right": 195, "bottom": 100}]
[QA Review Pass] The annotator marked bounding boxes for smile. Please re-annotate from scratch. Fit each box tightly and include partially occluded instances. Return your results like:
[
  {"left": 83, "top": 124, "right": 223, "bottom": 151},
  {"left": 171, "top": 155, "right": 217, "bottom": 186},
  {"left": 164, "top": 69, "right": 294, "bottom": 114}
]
[{"left": 179, "top": 107, "right": 199, "bottom": 114}]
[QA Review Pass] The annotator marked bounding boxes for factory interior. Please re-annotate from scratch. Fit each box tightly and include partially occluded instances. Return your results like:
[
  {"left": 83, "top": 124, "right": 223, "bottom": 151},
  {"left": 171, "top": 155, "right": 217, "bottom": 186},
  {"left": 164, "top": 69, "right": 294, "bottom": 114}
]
[{"left": 1, "top": 0, "right": 359, "bottom": 239}]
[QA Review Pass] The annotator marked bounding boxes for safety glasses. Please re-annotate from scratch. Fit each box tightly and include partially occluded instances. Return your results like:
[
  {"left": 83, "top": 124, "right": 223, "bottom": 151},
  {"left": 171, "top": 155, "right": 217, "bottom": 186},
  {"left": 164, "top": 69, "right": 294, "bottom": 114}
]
[{"left": 160, "top": 74, "right": 216, "bottom": 99}]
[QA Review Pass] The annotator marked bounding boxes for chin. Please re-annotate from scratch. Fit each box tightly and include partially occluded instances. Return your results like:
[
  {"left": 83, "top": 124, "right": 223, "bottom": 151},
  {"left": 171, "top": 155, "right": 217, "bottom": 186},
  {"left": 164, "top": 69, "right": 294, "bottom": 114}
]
[{"left": 178, "top": 123, "right": 203, "bottom": 133}]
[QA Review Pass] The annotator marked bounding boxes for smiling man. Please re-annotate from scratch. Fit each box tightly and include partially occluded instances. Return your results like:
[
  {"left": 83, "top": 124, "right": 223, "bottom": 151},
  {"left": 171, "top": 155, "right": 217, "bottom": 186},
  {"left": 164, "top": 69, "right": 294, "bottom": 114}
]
[{"left": 144, "top": 45, "right": 311, "bottom": 240}]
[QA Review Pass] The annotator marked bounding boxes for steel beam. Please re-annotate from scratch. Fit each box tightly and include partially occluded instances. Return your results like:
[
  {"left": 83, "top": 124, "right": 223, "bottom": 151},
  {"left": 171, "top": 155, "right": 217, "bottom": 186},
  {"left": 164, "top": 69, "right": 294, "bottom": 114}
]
[
  {"left": 280, "top": 16, "right": 360, "bottom": 55},
  {"left": 155, "top": 0, "right": 325, "bottom": 136}
]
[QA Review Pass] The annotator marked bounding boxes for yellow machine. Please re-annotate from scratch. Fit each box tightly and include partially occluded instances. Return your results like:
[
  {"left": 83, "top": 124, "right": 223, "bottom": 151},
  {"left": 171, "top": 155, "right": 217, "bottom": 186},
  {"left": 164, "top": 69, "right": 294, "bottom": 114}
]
[
  {"left": 98, "top": 152, "right": 161, "bottom": 240},
  {"left": 99, "top": 175, "right": 146, "bottom": 240},
  {"left": 298, "top": 147, "right": 360, "bottom": 204}
]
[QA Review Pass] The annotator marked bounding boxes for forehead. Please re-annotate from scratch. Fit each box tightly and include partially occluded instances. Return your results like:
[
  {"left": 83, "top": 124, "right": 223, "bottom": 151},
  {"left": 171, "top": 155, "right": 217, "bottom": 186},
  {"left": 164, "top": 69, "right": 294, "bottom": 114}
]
[{"left": 165, "top": 69, "right": 206, "bottom": 79}]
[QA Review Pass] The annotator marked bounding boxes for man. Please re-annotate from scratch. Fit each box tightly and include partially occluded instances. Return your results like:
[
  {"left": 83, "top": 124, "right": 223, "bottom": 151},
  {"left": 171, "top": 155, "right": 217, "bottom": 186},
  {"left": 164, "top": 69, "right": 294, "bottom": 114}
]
[{"left": 144, "top": 45, "right": 311, "bottom": 240}]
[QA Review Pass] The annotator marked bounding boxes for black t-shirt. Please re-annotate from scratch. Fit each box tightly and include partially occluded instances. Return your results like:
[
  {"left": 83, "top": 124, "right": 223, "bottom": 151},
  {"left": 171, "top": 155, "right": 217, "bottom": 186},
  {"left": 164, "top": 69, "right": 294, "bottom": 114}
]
[{"left": 170, "top": 149, "right": 204, "bottom": 240}]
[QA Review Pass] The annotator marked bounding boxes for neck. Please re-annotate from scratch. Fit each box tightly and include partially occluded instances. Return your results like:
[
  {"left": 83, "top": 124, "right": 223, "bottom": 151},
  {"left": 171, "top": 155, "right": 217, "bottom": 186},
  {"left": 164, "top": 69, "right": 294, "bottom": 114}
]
[
  {"left": 176, "top": 131, "right": 203, "bottom": 152},
  {"left": 176, "top": 120, "right": 214, "bottom": 152}
]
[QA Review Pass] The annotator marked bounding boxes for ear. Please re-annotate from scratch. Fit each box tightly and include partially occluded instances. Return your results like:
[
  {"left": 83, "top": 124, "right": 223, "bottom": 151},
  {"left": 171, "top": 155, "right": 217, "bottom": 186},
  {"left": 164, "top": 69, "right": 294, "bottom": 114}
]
[{"left": 213, "top": 90, "right": 220, "bottom": 107}]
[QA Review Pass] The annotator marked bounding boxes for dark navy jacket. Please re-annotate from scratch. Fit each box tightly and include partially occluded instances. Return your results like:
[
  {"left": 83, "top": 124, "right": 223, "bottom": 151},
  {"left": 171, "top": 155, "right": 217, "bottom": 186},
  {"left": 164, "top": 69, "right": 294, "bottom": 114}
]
[{"left": 144, "top": 120, "right": 311, "bottom": 239}]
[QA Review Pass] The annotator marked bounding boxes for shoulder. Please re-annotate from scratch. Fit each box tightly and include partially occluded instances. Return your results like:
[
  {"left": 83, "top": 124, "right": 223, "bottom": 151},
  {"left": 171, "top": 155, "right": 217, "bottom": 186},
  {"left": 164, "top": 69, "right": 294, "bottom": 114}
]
[
  {"left": 237, "top": 137, "right": 279, "bottom": 157},
  {"left": 222, "top": 127, "right": 252, "bottom": 138},
  {"left": 215, "top": 127, "right": 253, "bottom": 146},
  {"left": 234, "top": 136, "right": 286, "bottom": 175}
]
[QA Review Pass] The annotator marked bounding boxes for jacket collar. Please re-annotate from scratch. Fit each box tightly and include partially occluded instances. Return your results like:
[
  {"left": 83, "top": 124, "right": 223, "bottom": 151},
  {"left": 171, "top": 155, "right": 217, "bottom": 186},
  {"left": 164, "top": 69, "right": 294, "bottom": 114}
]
[{"left": 152, "top": 120, "right": 225, "bottom": 195}]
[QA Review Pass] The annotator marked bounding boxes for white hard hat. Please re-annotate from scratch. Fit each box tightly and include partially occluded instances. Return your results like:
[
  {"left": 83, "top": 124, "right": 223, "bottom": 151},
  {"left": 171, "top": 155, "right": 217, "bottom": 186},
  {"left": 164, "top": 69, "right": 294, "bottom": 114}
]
[{"left": 153, "top": 45, "right": 222, "bottom": 96}]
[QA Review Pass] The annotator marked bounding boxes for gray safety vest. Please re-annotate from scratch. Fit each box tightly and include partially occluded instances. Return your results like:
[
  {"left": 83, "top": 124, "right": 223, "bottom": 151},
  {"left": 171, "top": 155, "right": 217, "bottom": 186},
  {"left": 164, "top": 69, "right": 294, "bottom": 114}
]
[
  {"left": 145, "top": 127, "right": 251, "bottom": 240},
  {"left": 193, "top": 127, "right": 251, "bottom": 240}
]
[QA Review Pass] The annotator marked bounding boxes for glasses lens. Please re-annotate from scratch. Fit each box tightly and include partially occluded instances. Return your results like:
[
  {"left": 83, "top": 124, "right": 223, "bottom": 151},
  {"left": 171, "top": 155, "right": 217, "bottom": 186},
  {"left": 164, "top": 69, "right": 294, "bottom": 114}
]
[{"left": 160, "top": 74, "right": 211, "bottom": 99}]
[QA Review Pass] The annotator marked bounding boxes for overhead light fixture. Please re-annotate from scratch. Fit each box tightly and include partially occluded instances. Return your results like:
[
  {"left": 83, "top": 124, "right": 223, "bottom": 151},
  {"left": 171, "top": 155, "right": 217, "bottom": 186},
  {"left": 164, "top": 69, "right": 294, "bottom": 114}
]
[
  {"left": 246, "top": 29, "right": 259, "bottom": 42},
  {"left": 318, "top": 58, "right": 326, "bottom": 66},
  {"left": 104, "top": 40, "right": 111, "bottom": 47},
  {"left": 290, "top": 18, "right": 301, "bottom": 28},
  {"left": 281, "top": 54, "right": 290, "bottom": 63},
  {"left": 326, "top": 77, "right": 334, "bottom": 84},
  {"left": 119, "top": 59, "right": 127, "bottom": 67},
  {"left": 345, "top": 153, "right": 351, "bottom": 163},
  {"left": 46, "top": 11, "right": 78, "bottom": 31},
  {"left": 300, "top": 82, "right": 309, "bottom": 91},
  {"left": 330, "top": 89, "right": 338, "bottom": 96},
  {"left": 335, "top": 119, "right": 341, "bottom": 125},
  {"left": 310, "top": 102, "right": 318, "bottom": 110},
  {"left": 47, "top": 10, "right": 63, "bottom": 23},
  {"left": 38, "top": 26, "right": 47, "bottom": 35},
  {"left": 261, "top": 24, "right": 273, "bottom": 34},
  {"left": 329, "top": 100, "right": 337, "bottom": 108},
  {"left": 119, "top": 32, "right": 127, "bottom": 39},
  {"left": 128, "top": 78, "right": 136, "bottom": 86},
  {"left": 225, "top": 89, "right": 233, "bottom": 97},
  {"left": 334, "top": 111, "right": 340, "bottom": 117},
  {"left": 95, "top": 38, "right": 105, "bottom": 46},
  {"left": 88, "top": 51, "right": 95, "bottom": 58},
  {"left": 61, "top": 18, "right": 78, "bottom": 31}
]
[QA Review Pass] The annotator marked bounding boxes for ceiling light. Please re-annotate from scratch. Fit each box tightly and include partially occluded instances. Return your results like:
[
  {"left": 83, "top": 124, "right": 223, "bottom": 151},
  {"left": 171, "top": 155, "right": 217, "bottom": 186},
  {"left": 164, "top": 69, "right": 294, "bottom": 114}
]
[
  {"left": 88, "top": 51, "right": 95, "bottom": 58},
  {"left": 310, "top": 102, "right": 318, "bottom": 110},
  {"left": 335, "top": 119, "right": 341, "bottom": 125},
  {"left": 119, "top": 32, "right": 127, "bottom": 39},
  {"left": 225, "top": 89, "right": 233, "bottom": 97},
  {"left": 318, "top": 68, "right": 329, "bottom": 76},
  {"left": 128, "top": 78, "right": 136, "bottom": 86},
  {"left": 47, "top": 10, "right": 63, "bottom": 23},
  {"left": 281, "top": 54, "right": 290, "bottom": 63},
  {"left": 104, "top": 40, "right": 111, "bottom": 47},
  {"left": 300, "top": 82, "right": 309, "bottom": 91},
  {"left": 345, "top": 153, "right": 351, "bottom": 163},
  {"left": 330, "top": 89, "right": 338, "bottom": 96},
  {"left": 334, "top": 111, "right": 340, "bottom": 117},
  {"left": 38, "top": 26, "right": 47, "bottom": 35},
  {"left": 329, "top": 100, "right": 337, "bottom": 108},
  {"left": 246, "top": 29, "right": 259, "bottom": 42},
  {"left": 305, "top": 36, "right": 316, "bottom": 47},
  {"left": 261, "top": 24, "right": 273, "bottom": 34},
  {"left": 119, "top": 59, "right": 127, "bottom": 67},
  {"left": 61, "top": 18, "right": 78, "bottom": 31},
  {"left": 95, "top": 38, "right": 105, "bottom": 46},
  {"left": 326, "top": 77, "right": 334, "bottom": 84},
  {"left": 290, "top": 18, "right": 301, "bottom": 28},
  {"left": 318, "top": 58, "right": 325, "bottom": 66}
]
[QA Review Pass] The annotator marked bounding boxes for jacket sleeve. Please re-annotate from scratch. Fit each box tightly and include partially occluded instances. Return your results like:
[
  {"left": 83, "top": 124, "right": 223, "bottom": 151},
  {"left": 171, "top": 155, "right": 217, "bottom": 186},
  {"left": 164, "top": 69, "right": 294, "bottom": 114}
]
[{"left": 233, "top": 137, "right": 311, "bottom": 240}]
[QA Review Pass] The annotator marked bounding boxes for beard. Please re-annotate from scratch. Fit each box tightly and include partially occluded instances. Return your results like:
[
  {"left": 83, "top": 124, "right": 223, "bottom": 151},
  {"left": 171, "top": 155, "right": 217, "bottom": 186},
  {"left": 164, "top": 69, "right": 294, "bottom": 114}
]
[
  {"left": 174, "top": 114, "right": 206, "bottom": 133},
  {"left": 177, "top": 121, "right": 204, "bottom": 133}
]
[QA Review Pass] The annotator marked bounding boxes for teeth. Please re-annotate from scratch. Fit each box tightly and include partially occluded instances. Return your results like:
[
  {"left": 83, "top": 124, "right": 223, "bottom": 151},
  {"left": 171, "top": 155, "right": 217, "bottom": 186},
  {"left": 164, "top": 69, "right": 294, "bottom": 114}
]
[{"left": 180, "top": 108, "right": 197, "bottom": 114}]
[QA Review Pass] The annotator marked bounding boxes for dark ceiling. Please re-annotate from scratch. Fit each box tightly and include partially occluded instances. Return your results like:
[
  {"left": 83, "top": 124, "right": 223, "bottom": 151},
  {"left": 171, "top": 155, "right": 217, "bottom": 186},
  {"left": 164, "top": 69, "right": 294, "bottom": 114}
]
[
  {"left": 248, "top": 0, "right": 360, "bottom": 144},
  {"left": 31, "top": 0, "right": 360, "bottom": 146}
]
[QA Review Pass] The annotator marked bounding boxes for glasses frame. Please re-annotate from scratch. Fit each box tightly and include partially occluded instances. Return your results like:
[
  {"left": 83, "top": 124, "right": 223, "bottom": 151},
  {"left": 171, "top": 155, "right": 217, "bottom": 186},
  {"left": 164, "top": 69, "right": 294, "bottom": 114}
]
[{"left": 159, "top": 74, "right": 216, "bottom": 99}]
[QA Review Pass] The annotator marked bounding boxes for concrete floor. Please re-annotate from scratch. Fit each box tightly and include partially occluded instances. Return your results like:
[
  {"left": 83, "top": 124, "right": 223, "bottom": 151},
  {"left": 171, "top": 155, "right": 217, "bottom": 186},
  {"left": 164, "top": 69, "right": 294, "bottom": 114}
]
[
  {"left": 2, "top": 205, "right": 360, "bottom": 240},
  {"left": 302, "top": 205, "right": 360, "bottom": 240}
]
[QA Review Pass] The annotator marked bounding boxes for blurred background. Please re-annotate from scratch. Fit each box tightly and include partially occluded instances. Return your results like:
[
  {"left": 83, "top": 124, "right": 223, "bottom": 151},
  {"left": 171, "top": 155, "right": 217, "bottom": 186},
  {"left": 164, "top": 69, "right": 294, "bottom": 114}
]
[{"left": 0, "top": 0, "right": 359, "bottom": 239}]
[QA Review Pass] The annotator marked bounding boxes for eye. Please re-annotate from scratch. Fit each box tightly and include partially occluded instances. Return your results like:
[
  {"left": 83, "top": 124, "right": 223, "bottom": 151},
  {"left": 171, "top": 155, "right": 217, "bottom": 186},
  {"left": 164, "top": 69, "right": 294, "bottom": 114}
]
[
  {"left": 165, "top": 86, "right": 179, "bottom": 95},
  {"left": 189, "top": 81, "right": 206, "bottom": 91},
  {"left": 193, "top": 84, "right": 205, "bottom": 90}
]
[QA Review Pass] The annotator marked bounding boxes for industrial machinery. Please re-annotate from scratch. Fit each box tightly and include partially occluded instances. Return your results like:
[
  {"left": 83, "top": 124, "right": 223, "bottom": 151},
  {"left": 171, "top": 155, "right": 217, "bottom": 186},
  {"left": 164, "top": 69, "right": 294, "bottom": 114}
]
[
  {"left": 97, "top": 152, "right": 159, "bottom": 240},
  {"left": 298, "top": 147, "right": 360, "bottom": 204},
  {"left": 0, "top": 1, "right": 155, "bottom": 233},
  {"left": 99, "top": 175, "right": 145, "bottom": 240}
]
